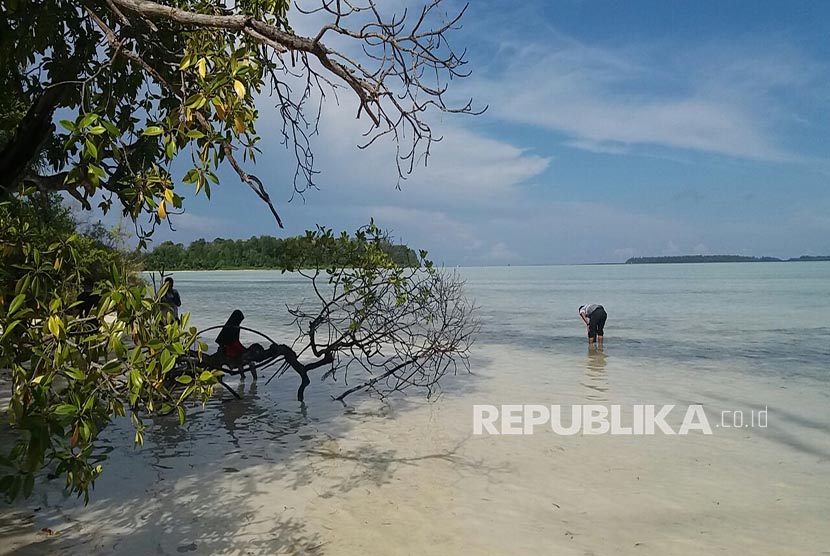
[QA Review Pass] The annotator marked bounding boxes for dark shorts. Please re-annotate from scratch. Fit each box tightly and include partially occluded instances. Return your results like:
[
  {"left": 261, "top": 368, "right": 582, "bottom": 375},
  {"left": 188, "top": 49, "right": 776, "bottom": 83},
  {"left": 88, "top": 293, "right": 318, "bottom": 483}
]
[{"left": 588, "top": 306, "right": 607, "bottom": 339}]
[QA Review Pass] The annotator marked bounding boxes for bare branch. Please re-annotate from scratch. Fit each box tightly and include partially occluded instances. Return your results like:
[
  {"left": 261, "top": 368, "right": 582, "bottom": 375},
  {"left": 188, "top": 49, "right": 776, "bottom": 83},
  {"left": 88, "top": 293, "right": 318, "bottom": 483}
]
[
  {"left": 286, "top": 266, "right": 479, "bottom": 402},
  {"left": 107, "top": 0, "right": 481, "bottom": 187}
]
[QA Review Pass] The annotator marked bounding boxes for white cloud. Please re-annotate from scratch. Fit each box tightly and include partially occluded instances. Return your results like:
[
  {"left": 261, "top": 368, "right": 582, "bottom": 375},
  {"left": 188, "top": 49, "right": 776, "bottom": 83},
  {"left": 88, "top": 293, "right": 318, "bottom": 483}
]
[
  {"left": 466, "top": 39, "right": 807, "bottom": 162},
  {"left": 254, "top": 85, "right": 550, "bottom": 210},
  {"left": 563, "top": 139, "right": 630, "bottom": 155},
  {"left": 365, "top": 205, "right": 483, "bottom": 254},
  {"left": 170, "top": 213, "right": 226, "bottom": 234},
  {"left": 148, "top": 213, "right": 230, "bottom": 245},
  {"left": 663, "top": 241, "right": 681, "bottom": 255},
  {"left": 485, "top": 241, "right": 519, "bottom": 264}
]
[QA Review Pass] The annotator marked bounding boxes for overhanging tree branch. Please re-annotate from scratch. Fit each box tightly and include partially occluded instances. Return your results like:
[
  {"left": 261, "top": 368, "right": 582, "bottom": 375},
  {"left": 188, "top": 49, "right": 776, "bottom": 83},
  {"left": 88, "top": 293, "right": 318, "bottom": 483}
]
[{"left": 2, "top": 0, "right": 480, "bottom": 231}]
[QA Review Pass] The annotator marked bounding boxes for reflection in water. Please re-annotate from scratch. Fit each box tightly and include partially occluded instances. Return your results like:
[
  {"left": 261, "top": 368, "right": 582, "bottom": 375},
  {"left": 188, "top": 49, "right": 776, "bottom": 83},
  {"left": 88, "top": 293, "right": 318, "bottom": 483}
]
[
  {"left": 581, "top": 349, "right": 609, "bottom": 402},
  {"left": 144, "top": 380, "right": 313, "bottom": 469},
  {"left": 218, "top": 381, "right": 261, "bottom": 452}
]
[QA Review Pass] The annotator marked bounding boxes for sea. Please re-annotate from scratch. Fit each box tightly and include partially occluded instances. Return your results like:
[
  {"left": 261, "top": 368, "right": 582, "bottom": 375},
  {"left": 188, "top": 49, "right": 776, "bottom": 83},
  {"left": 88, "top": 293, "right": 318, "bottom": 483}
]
[{"left": 3, "top": 263, "right": 829, "bottom": 555}]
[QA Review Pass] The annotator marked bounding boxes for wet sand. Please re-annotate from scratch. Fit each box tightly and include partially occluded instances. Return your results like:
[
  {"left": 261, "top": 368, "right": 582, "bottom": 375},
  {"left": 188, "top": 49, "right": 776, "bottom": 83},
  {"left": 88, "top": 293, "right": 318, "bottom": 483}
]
[{"left": 2, "top": 342, "right": 828, "bottom": 555}]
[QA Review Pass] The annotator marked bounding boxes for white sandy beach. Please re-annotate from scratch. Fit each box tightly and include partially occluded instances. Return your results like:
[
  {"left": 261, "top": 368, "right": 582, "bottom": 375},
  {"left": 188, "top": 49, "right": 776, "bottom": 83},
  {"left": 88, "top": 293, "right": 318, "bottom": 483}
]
[{"left": 2, "top": 340, "right": 828, "bottom": 556}]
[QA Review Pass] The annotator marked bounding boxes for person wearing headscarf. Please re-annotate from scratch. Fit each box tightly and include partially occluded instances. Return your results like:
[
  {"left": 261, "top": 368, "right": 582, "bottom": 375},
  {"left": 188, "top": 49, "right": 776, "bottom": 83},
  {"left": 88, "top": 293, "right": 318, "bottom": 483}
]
[{"left": 216, "top": 309, "right": 247, "bottom": 357}]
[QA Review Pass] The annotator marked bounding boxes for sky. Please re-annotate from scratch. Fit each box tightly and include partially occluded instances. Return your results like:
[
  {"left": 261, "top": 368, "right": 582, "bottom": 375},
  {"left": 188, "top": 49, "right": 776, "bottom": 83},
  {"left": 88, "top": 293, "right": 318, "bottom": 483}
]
[{"left": 148, "top": 0, "right": 830, "bottom": 265}]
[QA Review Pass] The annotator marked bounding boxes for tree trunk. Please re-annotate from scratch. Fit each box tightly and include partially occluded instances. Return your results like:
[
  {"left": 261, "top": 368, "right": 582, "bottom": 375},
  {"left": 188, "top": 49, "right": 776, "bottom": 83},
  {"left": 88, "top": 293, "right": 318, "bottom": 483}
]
[{"left": 0, "top": 84, "right": 71, "bottom": 196}]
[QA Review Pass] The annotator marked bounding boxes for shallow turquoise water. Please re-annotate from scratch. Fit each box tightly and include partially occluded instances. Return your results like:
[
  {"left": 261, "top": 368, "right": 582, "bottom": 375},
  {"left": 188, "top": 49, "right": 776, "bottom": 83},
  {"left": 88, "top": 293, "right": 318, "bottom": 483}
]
[
  {"left": 6, "top": 263, "right": 828, "bottom": 555},
  {"left": 168, "top": 262, "right": 830, "bottom": 383}
]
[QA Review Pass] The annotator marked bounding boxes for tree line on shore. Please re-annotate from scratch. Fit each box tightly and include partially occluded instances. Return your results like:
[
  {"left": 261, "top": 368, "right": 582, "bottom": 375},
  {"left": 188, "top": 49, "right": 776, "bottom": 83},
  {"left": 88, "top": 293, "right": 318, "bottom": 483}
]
[
  {"left": 142, "top": 235, "right": 420, "bottom": 270},
  {"left": 626, "top": 255, "right": 830, "bottom": 264}
]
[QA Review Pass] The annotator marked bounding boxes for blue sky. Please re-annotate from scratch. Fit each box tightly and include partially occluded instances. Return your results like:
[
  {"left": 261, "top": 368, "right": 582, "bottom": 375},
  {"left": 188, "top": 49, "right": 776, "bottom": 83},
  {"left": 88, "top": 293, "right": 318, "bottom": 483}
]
[{"left": 150, "top": 0, "right": 830, "bottom": 265}]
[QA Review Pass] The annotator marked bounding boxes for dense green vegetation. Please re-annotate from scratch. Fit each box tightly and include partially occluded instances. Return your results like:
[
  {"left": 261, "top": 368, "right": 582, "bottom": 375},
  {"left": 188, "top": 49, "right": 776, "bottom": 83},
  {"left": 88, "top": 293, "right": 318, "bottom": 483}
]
[
  {"left": 787, "top": 256, "right": 830, "bottom": 262},
  {"left": 1, "top": 192, "right": 211, "bottom": 502},
  {"left": 0, "top": 193, "right": 139, "bottom": 293},
  {"left": 143, "top": 235, "right": 419, "bottom": 270},
  {"left": 626, "top": 255, "right": 830, "bottom": 264}
]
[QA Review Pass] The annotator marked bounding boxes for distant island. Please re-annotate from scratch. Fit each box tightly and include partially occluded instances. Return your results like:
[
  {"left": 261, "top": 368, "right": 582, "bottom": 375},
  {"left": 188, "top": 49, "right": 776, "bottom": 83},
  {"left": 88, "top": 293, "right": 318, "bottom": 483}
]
[
  {"left": 143, "top": 235, "right": 419, "bottom": 270},
  {"left": 625, "top": 255, "right": 830, "bottom": 264}
]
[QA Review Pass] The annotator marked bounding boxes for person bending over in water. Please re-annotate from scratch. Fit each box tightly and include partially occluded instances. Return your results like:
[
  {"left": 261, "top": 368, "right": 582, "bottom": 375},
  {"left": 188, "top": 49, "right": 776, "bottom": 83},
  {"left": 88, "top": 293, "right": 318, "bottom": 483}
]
[{"left": 579, "top": 304, "right": 607, "bottom": 349}]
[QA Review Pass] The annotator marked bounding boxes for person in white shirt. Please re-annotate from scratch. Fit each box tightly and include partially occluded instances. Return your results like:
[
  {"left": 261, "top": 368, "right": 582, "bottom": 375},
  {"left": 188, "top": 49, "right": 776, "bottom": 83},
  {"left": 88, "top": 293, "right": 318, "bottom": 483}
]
[{"left": 579, "top": 304, "right": 607, "bottom": 349}]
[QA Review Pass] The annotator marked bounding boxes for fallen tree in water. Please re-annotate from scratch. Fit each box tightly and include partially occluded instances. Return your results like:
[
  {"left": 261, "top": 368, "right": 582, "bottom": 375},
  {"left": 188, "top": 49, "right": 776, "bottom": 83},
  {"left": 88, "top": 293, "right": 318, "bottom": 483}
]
[
  {"left": 171, "top": 224, "right": 478, "bottom": 403},
  {"left": 1, "top": 218, "right": 478, "bottom": 503},
  {"left": 282, "top": 226, "right": 478, "bottom": 402}
]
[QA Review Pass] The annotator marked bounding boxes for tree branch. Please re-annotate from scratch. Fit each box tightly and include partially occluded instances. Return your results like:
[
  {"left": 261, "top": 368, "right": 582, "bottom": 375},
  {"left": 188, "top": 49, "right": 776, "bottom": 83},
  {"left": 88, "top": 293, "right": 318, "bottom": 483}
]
[
  {"left": 0, "top": 84, "right": 73, "bottom": 196},
  {"left": 85, "top": 4, "right": 285, "bottom": 227}
]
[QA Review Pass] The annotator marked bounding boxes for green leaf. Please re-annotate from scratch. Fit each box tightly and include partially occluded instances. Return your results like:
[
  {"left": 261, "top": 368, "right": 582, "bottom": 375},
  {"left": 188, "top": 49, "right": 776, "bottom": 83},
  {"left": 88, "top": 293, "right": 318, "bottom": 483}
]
[
  {"left": 198, "top": 370, "right": 213, "bottom": 382},
  {"left": 79, "top": 113, "right": 98, "bottom": 129},
  {"left": 162, "top": 354, "right": 177, "bottom": 374},
  {"left": 64, "top": 367, "right": 86, "bottom": 381},
  {"left": 47, "top": 316, "right": 62, "bottom": 338},
  {"left": 182, "top": 169, "right": 199, "bottom": 184},
  {"left": 185, "top": 94, "right": 206, "bottom": 109},
  {"left": 54, "top": 404, "right": 77, "bottom": 416},
  {"left": 102, "top": 361, "right": 122, "bottom": 374},
  {"left": 59, "top": 120, "right": 76, "bottom": 132},
  {"left": 233, "top": 79, "right": 246, "bottom": 99},
  {"left": 176, "top": 375, "right": 193, "bottom": 385},
  {"left": 101, "top": 119, "right": 119, "bottom": 135},
  {"left": 143, "top": 126, "right": 164, "bottom": 137},
  {"left": 84, "top": 139, "right": 98, "bottom": 160},
  {"left": 8, "top": 293, "right": 26, "bottom": 316},
  {"left": 129, "top": 369, "right": 143, "bottom": 389},
  {"left": 180, "top": 54, "right": 194, "bottom": 70}
]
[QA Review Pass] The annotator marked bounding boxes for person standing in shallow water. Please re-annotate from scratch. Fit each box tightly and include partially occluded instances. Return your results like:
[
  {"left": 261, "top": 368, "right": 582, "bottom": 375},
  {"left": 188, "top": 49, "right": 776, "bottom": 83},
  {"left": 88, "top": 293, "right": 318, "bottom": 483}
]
[
  {"left": 579, "top": 304, "right": 607, "bottom": 349},
  {"left": 160, "top": 277, "right": 181, "bottom": 321}
]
